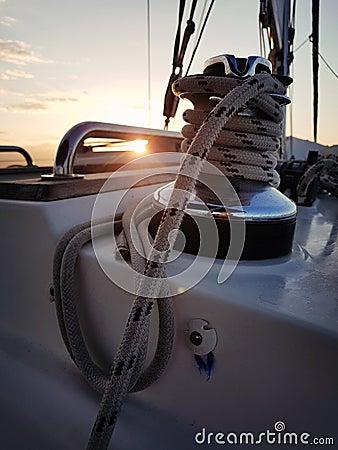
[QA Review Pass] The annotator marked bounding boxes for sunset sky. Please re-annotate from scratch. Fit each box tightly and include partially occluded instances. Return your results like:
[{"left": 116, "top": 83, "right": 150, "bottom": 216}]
[{"left": 0, "top": 0, "right": 337, "bottom": 165}]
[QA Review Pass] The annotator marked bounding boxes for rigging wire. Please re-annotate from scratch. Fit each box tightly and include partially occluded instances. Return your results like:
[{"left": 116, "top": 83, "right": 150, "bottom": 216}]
[
  {"left": 259, "top": 22, "right": 264, "bottom": 56},
  {"left": 258, "top": 21, "right": 267, "bottom": 59},
  {"left": 258, "top": 0, "right": 268, "bottom": 59},
  {"left": 312, "top": 0, "right": 319, "bottom": 143},
  {"left": 265, "top": 26, "right": 272, "bottom": 53},
  {"left": 293, "top": 36, "right": 309, "bottom": 53},
  {"left": 312, "top": 42, "right": 338, "bottom": 80},
  {"left": 193, "top": 0, "right": 208, "bottom": 48},
  {"left": 287, "top": 0, "right": 296, "bottom": 157},
  {"left": 291, "top": 0, "right": 297, "bottom": 27},
  {"left": 146, "top": 0, "right": 152, "bottom": 126},
  {"left": 185, "top": 0, "right": 215, "bottom": 76},
  {"left": 289, "top": 61, "right": 294, "bottom": 157},
  {"left": 289, "top": 0, "right": 296, "bottom": 62},
  {"left": 295, "top": 35, "right": 338, "bottom": 80},
  {"left": 288, "top": 31, "right": 337, "bottom": 156},
  {"left": 263, "top": 28, "right": 267, "bottom": 59},
  {"left": 163, "top": 0, "right": 198, "bottom": 129}
]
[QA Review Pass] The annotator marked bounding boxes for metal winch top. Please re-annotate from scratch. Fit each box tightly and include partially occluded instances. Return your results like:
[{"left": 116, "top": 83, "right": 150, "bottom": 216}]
[{"left": 203, "top": 54, "right": 273, "bottom": 77}]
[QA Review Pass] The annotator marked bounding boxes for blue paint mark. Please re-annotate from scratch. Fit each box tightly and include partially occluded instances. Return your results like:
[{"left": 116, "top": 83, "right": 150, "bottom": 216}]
[
  {"left": 194, "top": 352, "right": 215, "bottom": 379},
  {"left": 206, "top": 351, "right": 215, "bottom": 380},
  {"left": 194, "top": 354, "right": 207, "bottom": 375}
]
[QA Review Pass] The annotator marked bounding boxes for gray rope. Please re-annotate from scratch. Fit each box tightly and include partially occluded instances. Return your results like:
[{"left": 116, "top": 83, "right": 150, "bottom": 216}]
[
  {"left": 52, "top": 71, "right": 286, "bottom": 449},
  {"left": 53, "top": 216, "right": 121, "bottom": 367},
  {"left": 53, "top": 212, "right": 175, "bottom": 397},
  {"left": 86, "top": 72, "right": 286, "bottom": 450},
  {"left": 173, "top": 74, "right": 285, "bottom": 186},
  {"left": 297, "top": 153, "right": 338, "bottom": 203}
]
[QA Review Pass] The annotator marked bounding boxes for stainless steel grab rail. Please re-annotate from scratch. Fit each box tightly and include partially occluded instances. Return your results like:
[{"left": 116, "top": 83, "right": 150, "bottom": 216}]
[
  {"left": 0, "top": 146, "right": 35, "bottom": 167},
  {"left": 42, "top": 121, "right": 182, "bottom": 179}
]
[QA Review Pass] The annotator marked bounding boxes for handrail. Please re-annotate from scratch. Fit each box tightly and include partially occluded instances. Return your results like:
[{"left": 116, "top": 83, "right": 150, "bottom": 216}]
[
  {"left": 42, "top": 121, "right": 182, "bottom": 179},
  {"left": 0, "top": 146, "right": 35, "bottom": 167}
]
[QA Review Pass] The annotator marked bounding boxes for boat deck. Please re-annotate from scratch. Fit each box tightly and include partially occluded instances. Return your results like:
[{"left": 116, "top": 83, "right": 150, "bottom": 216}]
[{"left": 0, "top": 165, "right": 337, "bottom": 449}]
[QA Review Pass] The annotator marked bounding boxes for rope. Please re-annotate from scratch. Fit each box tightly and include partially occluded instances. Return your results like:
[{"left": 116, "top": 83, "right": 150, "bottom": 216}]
[
  {"left": 53, "top": 211, "right": 175, "bottom": 396},
  {"left": 84, "top": 72, "right": 286, "bottom": 450},
  {"left": 297, "top": 153, "right": 338, "bottom": 203},
  {"left": 52, "top": 71, "right": 286, "bottom": 449},
  {"left": 173, "top": 74, "right": 285, "bottom": 186}
]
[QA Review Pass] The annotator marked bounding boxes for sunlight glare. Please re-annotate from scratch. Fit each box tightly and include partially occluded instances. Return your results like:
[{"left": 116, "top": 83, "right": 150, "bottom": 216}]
[
  {"left": 90, "top": 139, "right": 148, "bottom": 154},
  {"left": 129, "top": 139, "right": 148, "bottom": 153}
]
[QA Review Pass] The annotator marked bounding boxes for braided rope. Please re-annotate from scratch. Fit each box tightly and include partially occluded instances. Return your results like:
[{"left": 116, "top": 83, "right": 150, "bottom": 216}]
[
  {"left": 297, "top": 153, "right": 338, "bottom": 202},
  {"left": 85, "top": 72, "right": 286, "bottom": 450},
  {"left": 173, "top": 74, "right": 285, "bottom": 187},
  {"left": 53, "top": 212, "right": 174, "bottom": 396}
]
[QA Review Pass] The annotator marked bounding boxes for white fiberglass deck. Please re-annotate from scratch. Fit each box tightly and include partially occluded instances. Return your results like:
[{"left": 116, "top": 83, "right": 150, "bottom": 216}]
[{"left": 0, "top": 176, "right": 337, "bottom": 449}]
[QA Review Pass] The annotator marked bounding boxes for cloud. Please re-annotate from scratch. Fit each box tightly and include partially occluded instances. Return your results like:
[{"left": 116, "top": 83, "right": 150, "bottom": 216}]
[
  {"left": 5, "top": 93, "right": 80, "bottom": 113},
  {"left": 0, "top": 16, "right": 17, "bottom": 27},
  {"left": 0, "top": 39, "right": 51, "bottom": 65},
  {"left": 0, "top": 69, "right": 34, "bottom": 80},
  {"left": 14, "top": 91, "right": 80, "bottom": 102},
  {"left": 7, "top": 69, "right": 34, "bottom": 79},
  {"left": 43, "top": 97, "right": 78, "bottom": 103},
  {"left": 6, "top": 102, "right": 48, "bottom": 112}
]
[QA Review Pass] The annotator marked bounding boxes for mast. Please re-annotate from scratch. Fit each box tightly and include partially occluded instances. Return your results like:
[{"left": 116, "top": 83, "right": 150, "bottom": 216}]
[
  {"left": 312, "top": 0, "right": 320, "bottom": 143},
  {"left": 259, "top": 0, "right": 293, "bottom": 76},
  {"left": 259, "top": 0, "right": 294, "bottom": 158}
]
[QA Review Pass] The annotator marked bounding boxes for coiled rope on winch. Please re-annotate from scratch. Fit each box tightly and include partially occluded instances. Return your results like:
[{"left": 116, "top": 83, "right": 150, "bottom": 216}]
[
  {"left": 172, "top": 74, "right": 285, "bottom": 186},
  {"left": 53, "top": 72, "right": 287, "bottom": 450}
]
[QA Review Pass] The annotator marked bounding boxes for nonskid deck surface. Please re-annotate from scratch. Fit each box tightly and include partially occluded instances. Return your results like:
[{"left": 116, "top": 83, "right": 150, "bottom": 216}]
[{"left": 0, "top": 181, "right": 337, "bottom": 449}]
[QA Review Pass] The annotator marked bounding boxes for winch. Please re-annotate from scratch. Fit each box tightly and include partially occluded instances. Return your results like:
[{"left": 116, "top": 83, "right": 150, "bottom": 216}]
[{"left": 150, "top": 54, "right": 297, "bottom": 259}]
